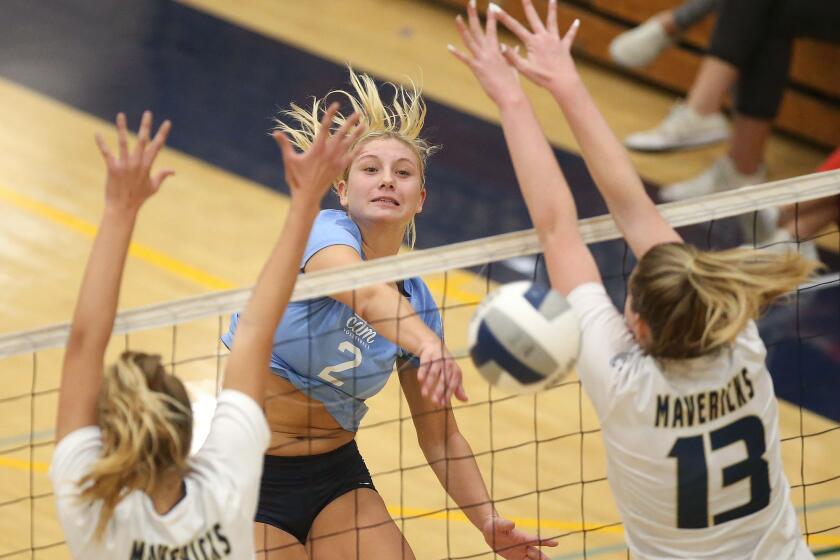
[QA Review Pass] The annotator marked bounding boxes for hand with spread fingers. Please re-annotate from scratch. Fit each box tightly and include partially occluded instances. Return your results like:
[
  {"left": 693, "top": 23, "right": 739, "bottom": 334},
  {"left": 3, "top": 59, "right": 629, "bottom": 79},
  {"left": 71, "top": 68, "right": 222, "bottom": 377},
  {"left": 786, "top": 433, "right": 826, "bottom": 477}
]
[
  {"left": 448, "top": 1, "right": 523, "bottom": 107},
  {"left": 273, "top": 102, "right": 365, "bottom": 208},
  {"left": 95, "top": 111, "right": 174, "bottom": 215},
  {"left": 492, "top": 0, "right": 582, "bottom": 93},
  {"left": 481, "top": 514, "right": 559, "bottom": 560}
]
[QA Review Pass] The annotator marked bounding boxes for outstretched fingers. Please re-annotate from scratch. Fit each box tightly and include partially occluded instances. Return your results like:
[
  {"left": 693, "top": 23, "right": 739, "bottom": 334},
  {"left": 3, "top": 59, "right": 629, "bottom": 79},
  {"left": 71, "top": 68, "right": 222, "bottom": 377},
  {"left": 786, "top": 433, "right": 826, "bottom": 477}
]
[
  {"left": 134, "top": 110, "right": 152, "bottom": 160},
  {"left": 94, "top": 132, "right": 116, "bottom": 167},
  {"left": 546, "top": 0, "right": 558, "bottom": 35},
  {"left": 151, "top": 168, "right": 175, "bottom": 192},
  {"left": 494, "top": 5, "right": 533, "bottom": 44},
  {"left": 312, "top": 102, "right": 341, "bottom": 150},
  {"left": 339, "top": 114, "right": 366, "bottom": 165},
  {"left": 455, "top": 14, "right": 480, "bottom": 57},
  {"left": 333, "top": 111, "right": 363, "bottom": 149},
  {"left": 485, "top": 3, "right": 500, "bottom": 47},
  {"left": 521, "top": 0, "right": 547, "bottom": 33},
  {"left": 144, "top": 119, "right": 172, "bottom": 167},
  {"left": 448, "top": 42, "right": 475, "bottom": 69},
  {"left": 272, "top": 130, "right": 297, "bottom": 163},
  {"left": 563, "top": 18, "right": 581, "bottom": 47},
  {"left": 443, "top": 360, "right": 468, "bottom": 404},
  {"left": 116, "top": 112, "right": 129, "bottom": 162},
  {"left": 466, "top": 0, "right": 485, "bottom": 47}
]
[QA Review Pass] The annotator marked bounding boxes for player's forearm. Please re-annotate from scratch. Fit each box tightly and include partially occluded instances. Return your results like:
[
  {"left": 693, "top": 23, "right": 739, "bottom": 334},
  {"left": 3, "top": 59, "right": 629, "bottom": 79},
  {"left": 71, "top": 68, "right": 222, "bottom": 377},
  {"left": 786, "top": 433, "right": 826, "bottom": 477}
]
[
  {"left": 549, "top": 77, "right": 648, "bottom": 216},
  {"left": 66, "top": 208, "right": 136, "bottom": 357},
  {"left": 225, "top": 201, "right": 319, "bottom": 395},
  {"left": 352, "top": 284, "right": 440, "bottom": 355},
  {"left": 497, "top": 94, "right": 579, "bottom": 240},
  {"left": 425, "top": 431, "right": 496, "bottom": 529}
]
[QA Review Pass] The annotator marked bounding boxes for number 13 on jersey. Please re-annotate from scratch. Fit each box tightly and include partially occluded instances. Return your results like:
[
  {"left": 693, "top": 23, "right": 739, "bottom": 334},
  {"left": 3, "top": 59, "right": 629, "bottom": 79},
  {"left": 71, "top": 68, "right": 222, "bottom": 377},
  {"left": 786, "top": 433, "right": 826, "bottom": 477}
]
[{"left": 669, "top": 415, "right": 771, "bottom": 529}]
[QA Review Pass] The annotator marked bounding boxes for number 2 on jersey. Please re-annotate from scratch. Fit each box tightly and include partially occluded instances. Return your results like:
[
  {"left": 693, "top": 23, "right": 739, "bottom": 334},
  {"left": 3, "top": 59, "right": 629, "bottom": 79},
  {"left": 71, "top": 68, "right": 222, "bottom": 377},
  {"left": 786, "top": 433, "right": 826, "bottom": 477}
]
[
  {"left": 669, "top": 415, "right": 770, "bottom": 529},
  {"left": 317, "top": 341, "right": 362, "bottom": 387}
]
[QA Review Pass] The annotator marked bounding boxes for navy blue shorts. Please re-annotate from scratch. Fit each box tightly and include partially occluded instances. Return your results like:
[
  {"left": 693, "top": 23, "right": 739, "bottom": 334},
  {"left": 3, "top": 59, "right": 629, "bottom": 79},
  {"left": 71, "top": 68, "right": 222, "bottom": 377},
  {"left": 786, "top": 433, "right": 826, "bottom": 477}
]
[{"left": 255, "top": 440, "right": 376, "bottom": 544}]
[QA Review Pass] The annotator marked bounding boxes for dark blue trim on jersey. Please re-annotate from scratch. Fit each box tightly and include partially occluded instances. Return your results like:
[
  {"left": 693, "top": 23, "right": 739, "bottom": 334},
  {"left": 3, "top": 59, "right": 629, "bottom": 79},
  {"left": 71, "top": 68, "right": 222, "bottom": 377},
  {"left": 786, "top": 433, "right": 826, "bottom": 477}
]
[{"left": 471, "top": 322, "right": 545, "bottom": 385}]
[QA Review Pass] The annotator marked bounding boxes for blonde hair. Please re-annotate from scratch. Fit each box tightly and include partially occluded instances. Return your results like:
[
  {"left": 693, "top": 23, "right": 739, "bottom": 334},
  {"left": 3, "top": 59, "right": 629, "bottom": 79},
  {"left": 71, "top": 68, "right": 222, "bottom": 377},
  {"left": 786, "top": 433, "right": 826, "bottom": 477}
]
[
  {"left": 80, "top": 351, "right": 192, "bottom": 539},
  {"left": 274, "top": 67, "right": 438, "bottom": 247},
  {"left": 629, "top": 243, "right": 819, "bottom": 359}
]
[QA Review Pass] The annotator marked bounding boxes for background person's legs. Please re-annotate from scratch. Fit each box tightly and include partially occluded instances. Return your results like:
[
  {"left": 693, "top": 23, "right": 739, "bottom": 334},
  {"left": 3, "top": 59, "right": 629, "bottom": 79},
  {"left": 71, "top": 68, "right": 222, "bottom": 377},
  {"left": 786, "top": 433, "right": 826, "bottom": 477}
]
[
  {"left": 610, "top": 0, "right": 717, "bottom": 68},
  {"left": 673, "top": 0, "right": 718, "bottom": 32}
]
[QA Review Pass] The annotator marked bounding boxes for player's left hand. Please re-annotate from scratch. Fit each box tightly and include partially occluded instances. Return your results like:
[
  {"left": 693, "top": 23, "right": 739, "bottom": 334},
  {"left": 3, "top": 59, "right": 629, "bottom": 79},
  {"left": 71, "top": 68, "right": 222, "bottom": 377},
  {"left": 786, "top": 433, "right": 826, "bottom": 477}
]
[
  {"left": 449, "top": 1, "right": 522, "bottom": 107},
  {"left": 481, "top": 515, "right": 558, "bottom": 560},
  {"left": 494, "top": 0, "right": 581, "bottom": 94}
]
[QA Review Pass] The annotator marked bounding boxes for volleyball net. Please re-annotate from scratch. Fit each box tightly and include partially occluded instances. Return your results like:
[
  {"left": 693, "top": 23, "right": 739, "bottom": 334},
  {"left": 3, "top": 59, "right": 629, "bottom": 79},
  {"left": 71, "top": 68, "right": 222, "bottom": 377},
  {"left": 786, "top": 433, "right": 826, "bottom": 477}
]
[{"left": 1, "top": 170, "right": 839, "bottom": 559}]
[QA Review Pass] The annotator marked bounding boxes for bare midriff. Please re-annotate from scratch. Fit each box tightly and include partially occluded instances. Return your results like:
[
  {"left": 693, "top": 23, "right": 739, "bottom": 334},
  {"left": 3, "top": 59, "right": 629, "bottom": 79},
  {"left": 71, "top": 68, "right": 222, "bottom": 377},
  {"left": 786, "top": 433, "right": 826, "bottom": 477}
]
[{"left": 262, "top": 372, "right": 355, "bottom": 457}]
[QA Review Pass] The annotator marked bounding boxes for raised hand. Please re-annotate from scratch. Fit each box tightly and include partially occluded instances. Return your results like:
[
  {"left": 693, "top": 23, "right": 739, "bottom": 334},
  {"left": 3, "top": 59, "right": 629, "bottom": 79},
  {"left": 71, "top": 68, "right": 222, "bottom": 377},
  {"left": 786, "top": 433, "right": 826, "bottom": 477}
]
[
  {"left": 494, "top": 0, "right": 581, "bottom": 92},
  {"left": 482, "top": 515, "right": 559, "bottom": 560},
  {"left": 95, "top": 111, "right": 173, "bottom": 214},
  {"left": 417, "top": 341, "right": 469, "bottom": 407},
  {"left": 273, "top": 103, "right": 365, "bottom": 207},
  {"left": 448, "top": 1, "right": 522, "bottom": 107}
]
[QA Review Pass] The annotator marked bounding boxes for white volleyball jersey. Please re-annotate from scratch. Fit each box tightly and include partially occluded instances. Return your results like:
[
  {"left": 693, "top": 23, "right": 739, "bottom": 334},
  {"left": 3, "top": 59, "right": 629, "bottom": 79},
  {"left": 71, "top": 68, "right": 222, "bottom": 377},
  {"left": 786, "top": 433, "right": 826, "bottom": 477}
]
[
  {"left": 50, "top": 390, "right": 270, "bottom": 560},
  {"left": 566, "top": 283, "right": 813, "bottom": 560}
]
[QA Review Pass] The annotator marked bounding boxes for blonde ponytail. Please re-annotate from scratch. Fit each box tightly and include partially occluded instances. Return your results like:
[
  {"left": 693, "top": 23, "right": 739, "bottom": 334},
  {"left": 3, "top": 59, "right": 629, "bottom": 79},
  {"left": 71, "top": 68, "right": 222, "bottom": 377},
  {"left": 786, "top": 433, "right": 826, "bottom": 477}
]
[
  {"left": 629, "top": 243, "right": 820, "bottom": 359},
  {"left": 274, "top": 66, "right": 439, "bottom": 248},
  {"left": 80, "top": 352, "right": 192, "bottom": 539}
]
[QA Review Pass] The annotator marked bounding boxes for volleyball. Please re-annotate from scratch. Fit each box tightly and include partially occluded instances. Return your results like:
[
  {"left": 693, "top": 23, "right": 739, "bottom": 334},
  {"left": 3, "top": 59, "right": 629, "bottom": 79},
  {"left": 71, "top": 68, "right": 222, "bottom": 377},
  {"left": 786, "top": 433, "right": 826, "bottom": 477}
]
[{"left": 467, "top": 281, "right": 580, "bottom": 394}]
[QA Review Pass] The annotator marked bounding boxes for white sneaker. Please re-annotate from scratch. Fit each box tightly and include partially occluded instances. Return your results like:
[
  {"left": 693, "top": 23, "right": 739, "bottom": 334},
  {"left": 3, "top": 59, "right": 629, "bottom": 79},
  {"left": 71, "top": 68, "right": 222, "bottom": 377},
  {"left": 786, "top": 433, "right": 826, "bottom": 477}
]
[
  {"left": 659, "top": 156, "right": 766, "bottom": 202},
  {"left": 625, "top": 103, "right": 730, "bottom": 152},
  {"left": 609, "top": 18, "right": 673, "bottom": 68}
]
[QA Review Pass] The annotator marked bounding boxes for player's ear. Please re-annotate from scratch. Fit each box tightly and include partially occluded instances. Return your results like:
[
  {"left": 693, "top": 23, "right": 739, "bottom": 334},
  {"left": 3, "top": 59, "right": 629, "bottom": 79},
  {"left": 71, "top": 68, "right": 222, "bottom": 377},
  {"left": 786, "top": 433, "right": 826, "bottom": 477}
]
[
  {"left": 336, "top": 180, "right": 349, "bottom": 208},
  {"left": 636, "top": 318, "right": 653, "bottom": 348},
  {"left": 624, "top": 297, "right": 650, "bottom": 347},
  {"left": 415, "top": 187, "right": 426, "bottom": 214}
]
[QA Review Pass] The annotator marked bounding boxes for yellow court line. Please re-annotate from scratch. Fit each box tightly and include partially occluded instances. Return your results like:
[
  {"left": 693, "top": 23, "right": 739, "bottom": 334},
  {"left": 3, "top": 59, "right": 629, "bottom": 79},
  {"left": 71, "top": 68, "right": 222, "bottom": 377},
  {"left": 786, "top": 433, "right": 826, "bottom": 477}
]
[
  {"left": 0, "top": 185, "right": 235, "bottom": 291},
  {"left": 0, "top": 456, "right": 49, "bottom": 474}
]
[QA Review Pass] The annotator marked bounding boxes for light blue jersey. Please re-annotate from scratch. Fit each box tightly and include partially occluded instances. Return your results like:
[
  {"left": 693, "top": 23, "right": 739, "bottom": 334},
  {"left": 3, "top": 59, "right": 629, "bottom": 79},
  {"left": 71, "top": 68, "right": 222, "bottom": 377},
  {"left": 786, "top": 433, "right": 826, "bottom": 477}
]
[{"left": 222, "top": 210, "right": 443, "bottom": 432}]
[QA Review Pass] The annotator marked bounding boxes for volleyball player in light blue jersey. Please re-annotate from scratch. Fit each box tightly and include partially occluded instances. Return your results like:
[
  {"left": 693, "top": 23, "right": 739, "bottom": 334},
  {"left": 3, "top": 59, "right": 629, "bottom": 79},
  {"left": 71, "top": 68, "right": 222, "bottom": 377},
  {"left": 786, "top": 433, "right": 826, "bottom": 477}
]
[
  {"left": 223, "top": 69, "right": 558, "bottom": 560},
  {"left": 223, "top": 209, "right": 442, "bottom": 432}
]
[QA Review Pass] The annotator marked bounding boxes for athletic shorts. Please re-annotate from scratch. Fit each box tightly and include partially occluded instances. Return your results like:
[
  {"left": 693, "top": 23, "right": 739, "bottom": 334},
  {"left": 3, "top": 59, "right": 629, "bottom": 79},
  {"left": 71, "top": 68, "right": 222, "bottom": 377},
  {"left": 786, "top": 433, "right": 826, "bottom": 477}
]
[{"left": 255, "top": 439, "right": 376, "bottom": 543}]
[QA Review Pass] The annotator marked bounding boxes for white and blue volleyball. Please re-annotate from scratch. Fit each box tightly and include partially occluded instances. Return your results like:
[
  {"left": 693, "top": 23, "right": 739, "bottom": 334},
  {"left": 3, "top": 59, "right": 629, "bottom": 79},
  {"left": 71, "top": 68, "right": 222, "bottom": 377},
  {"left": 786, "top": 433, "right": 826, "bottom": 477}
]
[{"left": 468, "top": 281, "right": 580, "bottom": 394}]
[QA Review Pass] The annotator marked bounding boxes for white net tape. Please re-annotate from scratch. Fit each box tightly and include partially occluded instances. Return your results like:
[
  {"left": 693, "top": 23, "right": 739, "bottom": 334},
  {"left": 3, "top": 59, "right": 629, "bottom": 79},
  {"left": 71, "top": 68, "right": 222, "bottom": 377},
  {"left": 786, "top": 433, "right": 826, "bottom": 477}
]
[{"left": 1, "top": 169, "right": 838, "bottom": 358}]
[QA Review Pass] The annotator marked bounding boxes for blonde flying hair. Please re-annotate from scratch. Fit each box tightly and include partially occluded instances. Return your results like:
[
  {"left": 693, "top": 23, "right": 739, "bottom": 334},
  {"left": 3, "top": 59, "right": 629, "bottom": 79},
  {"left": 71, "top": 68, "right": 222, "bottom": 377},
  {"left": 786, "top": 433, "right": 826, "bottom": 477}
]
[
  {"left": 274, "top": 67, "right": 439, "bottom": 247},
  {"left": 80, "top": 351, "right": 192, "bottom": 539},
  {"left": 629, "top": 243, "right": 819, "bottom": 359}
]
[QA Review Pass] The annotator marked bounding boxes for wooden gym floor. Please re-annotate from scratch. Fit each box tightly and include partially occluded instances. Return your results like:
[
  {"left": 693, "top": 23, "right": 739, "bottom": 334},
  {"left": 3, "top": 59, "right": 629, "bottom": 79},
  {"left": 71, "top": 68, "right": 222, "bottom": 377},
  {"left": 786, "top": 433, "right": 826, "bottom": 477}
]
[{"left": 0, "top": 1, "right": 838, "bottom": 558}]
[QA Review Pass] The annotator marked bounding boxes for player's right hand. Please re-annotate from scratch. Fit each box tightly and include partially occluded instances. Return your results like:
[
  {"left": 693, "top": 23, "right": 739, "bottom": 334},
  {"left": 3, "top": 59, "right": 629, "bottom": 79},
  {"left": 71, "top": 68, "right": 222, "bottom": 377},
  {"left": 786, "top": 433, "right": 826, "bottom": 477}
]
[
  {"left": 95, "top": 111, "right": 173, "bottom": 214},
  {"left": 417, "top": 340, "right": 469, "bottom": 407},
  {"left": 273, "top": 103, "right": 365, "bottom": 207}
]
